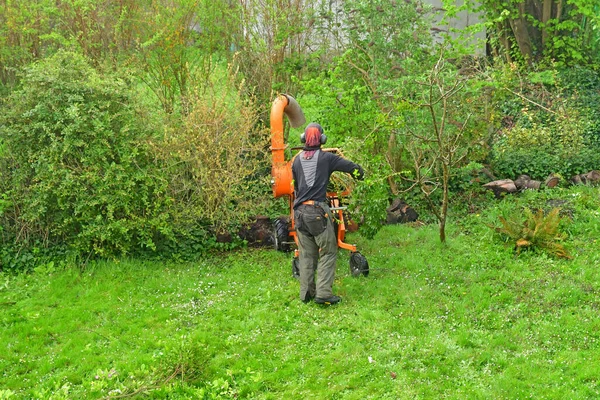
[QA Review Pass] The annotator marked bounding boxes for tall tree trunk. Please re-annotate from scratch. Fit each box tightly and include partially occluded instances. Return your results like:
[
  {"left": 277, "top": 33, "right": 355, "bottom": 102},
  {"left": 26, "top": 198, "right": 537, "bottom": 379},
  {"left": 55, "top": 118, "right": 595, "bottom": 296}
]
[
  {"left": 386, "top": 131, "right": 400, "bottom": 195},
  {"left": 509, "top": 3, "right": 534, "bottom": 65},
  {"left": 556, "top": 0, "right": 564, "bottom": 21},
  {"left": 439, "top": 163, "right": 449, "bottom": 243},
  {"left": 541, "top": 0, "right": 552, "bottom": 49}
]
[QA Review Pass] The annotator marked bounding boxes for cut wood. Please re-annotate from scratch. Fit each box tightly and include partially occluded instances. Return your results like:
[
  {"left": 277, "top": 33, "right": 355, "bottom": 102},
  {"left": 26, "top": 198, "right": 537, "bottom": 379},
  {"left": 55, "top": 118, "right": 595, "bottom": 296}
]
[
  {"left": 545, "top": 174, "right": 560, "bottom": 188},
  {"left": 514, "top": 174, "right": 541, "bottom": 190},
  {"left": 571, "top": 170, "right": 600, "bottom": 185},
  {"left": 386, "top": 198, "right": 419, "bottom": 224},
  {"left": 483, "top": 179, "right": 517, "bottom": 198}
]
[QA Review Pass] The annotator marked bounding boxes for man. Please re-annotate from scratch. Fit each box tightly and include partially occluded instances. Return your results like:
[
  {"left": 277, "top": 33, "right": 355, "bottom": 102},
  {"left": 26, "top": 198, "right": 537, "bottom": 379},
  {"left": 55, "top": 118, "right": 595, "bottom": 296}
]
[{"left": 292, "top": 123, "right": 364, "bottom": 305}]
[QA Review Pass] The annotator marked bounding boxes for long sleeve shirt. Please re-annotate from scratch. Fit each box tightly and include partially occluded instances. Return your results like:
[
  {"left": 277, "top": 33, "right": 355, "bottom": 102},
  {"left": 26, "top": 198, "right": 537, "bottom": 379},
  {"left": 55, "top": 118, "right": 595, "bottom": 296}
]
[{"left": 292, "top": 149, "right": 364, "bottom": 209}]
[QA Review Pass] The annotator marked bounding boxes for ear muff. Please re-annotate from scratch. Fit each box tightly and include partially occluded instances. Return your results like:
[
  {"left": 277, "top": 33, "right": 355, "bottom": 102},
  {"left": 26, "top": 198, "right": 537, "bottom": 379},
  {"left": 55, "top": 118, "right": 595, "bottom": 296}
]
[
  {"left": 300, "top": 133, "right": 327, "bottom": 144},
  {"left": 301, "top": 123, "right": 327, "bottom": 144}
]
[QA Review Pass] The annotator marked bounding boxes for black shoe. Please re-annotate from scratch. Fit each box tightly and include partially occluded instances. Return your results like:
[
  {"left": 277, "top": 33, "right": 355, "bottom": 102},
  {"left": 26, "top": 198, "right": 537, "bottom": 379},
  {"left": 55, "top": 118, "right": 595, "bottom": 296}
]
[
  {"left": 314, "top": 295, "right": 341, "bottom": 305},
  {"left": 302, "top": 294, "right": 315, "bottom": 303}
]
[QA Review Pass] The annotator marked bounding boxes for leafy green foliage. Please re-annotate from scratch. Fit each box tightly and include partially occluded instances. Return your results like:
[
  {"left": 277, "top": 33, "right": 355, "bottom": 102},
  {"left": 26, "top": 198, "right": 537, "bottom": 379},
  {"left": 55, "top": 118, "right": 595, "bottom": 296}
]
[
  {"left": 395, "top": 50, "right": 492, "bottom": 242},
  {"left": 294, "top": 0, "right": 437, "bottom": 238},
  {"left": 491, "top": 207, "right": 571, "bottom": 259},
  {"left": 136, "top": 0, "right": 227, "bottom": 114},
  {"left": 0, "top": 51, "right": 171, "bottom": 263},
  {"left": 233, "top": 0, "right": 326, "bottom": 108},
  {"left": 1, "top": 0, "right": 600, "bottom": 264},
  {"left": 491, "top": 111, "right": 600, "bottom": 180},
  {"left": 152, "top": 65, "right": 270, "bottom": 246},
  {"left": 558, "top": 66, "right": 600, "bottom": 146},
  {"left": 349, "top": 173, "right": 390, "bottom": 240},
  {"left": 488, "top": 63, "right": 600, "bottom": 181}
]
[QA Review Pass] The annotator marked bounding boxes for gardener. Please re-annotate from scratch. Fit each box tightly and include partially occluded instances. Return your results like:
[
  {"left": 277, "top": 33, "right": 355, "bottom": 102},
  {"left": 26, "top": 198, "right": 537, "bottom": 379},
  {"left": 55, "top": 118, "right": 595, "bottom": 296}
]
[{"left": 292, "top": 123, "right": 364, "bottom": 305}]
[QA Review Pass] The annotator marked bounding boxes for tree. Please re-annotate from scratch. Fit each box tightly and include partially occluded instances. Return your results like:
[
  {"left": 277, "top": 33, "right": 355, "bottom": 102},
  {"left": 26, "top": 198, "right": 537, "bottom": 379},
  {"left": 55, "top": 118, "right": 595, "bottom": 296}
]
[
  {"left": 299, "top": 0, "right": 435, "bottom": 183},
  {"left": 452, "top": 0, "right": 600, "bottom": 66},
  {"left": 401, "top": 50, "right": 487, "bottom": 242}
]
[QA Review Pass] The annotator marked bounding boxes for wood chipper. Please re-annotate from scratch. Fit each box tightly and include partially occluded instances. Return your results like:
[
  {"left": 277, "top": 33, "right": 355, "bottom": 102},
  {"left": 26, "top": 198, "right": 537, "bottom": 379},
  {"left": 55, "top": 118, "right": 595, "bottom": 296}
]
[{"left": 270, "top": 94, "right": 369, "bottom": 278}]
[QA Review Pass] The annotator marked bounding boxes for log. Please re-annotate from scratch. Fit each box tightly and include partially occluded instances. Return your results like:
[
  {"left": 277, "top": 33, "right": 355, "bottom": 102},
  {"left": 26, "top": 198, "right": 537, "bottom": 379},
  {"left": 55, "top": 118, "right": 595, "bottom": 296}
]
[
  {"left": 346, "top": 219, "right": 360, "bottom": 232},
  {"left": 587, "top": 170, "right": 600, "bottom": 183},
  {"left": 571, "top": 170, "right": 600, "bottom": 185},
  {"left": 386, "top": 198, "right": 419, "bottom": 224},
  {"left": 514, "top": 174, "right": 541, "bottom": 190},
  {"left": 237, "top": 216, "right": 274, "bottom": 247},
  {"left": 544, "top": 174, "right": 560, "bottom": 188},
  {"left": 483, "top": 179, "right": 517, "bottom": 198}
]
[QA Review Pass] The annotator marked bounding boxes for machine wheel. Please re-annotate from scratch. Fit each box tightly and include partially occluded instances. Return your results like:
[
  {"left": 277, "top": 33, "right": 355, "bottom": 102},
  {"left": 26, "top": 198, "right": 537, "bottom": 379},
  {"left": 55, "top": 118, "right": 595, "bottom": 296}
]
[
  {"left": 273, "top": 217, "right": 292, "bottom": 252},
  {"left": 292, "top": 257, "right": 300, "bottom": 279},
  {"left": 350, "top": 252, "right": 369, "bottom": 277}
]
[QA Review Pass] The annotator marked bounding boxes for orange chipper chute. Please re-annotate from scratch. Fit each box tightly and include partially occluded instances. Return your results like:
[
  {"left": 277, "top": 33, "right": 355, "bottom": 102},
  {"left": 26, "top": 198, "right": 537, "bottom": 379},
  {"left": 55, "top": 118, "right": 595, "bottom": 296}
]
[
  {"left": 270, "top": 94, "right": 304, "bottom": 255},
  {"left": 270, "top": 94, "right": 305, "bottom": 198}
]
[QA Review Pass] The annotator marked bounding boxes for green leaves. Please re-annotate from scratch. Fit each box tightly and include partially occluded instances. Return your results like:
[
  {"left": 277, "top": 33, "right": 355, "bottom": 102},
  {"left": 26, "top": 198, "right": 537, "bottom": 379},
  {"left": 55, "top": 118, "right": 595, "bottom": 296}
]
[
  {"left": 0, "top": 50, "right": 170, "bottom": 260},
  {"left": 492, "top": 207, "right": 571, "bottom": 258}
]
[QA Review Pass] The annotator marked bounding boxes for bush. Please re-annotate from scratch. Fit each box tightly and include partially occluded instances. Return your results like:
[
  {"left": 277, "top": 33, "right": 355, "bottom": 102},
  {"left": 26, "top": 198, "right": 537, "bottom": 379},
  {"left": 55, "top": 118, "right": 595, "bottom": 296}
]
[
  {"left": 149, "top": 64, "right": 271, "bottom": 259},
  {"left": 0, "top": 51, "right": 171, "bottom": 266},
  {"left": 489, "top": 64, "right": 600, "bottom": 181},
  {"left": 490, "top": 207, "right": 571, "bottom": 259},
  {"left": 490, "top": 107, "right": 600, "bottom": 180},
  {"left": 557, "top": 66, "right": 600, "bottom": 147}
]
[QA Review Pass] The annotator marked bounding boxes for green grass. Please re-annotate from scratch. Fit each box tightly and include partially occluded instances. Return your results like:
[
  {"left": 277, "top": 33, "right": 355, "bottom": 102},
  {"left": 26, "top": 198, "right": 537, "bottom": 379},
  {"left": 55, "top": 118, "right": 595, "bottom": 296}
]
[{"left": 1, "top": 186, "right": 600, "bottom": 399}]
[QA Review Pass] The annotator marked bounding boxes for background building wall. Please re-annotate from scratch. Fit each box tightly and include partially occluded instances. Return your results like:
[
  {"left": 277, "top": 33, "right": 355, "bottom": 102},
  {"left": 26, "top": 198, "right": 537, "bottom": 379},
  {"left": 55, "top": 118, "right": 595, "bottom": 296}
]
[{"left": 427, "top": 0, "right": 487, "bottom": 55}]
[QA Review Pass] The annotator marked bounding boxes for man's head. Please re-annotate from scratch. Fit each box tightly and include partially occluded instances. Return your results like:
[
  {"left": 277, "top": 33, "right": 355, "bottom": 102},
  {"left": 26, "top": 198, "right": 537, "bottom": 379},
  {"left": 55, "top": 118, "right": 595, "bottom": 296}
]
[{"left": 301, "top": 123, "right": 327, "bottom": 147}]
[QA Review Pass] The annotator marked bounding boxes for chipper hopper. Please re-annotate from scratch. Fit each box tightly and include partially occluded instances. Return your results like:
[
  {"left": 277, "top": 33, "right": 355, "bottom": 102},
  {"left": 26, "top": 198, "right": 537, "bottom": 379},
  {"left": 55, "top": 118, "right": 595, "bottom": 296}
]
[{"left": 270, "top": 94, "right": 369, "bottom": 278}]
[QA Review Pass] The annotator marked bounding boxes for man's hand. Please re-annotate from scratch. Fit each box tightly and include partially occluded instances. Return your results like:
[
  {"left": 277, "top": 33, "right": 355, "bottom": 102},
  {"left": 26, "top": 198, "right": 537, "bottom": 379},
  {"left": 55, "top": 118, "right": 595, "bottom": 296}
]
[{"left": 352, "top": 166, "right": 365, "bottom": 180}]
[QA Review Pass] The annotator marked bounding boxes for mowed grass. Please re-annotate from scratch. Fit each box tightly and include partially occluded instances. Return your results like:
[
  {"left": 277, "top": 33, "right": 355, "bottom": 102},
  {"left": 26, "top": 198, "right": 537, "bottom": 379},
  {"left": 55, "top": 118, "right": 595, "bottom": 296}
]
[{"left": 1, "top": 187, "right": 600, "bottom": 399}]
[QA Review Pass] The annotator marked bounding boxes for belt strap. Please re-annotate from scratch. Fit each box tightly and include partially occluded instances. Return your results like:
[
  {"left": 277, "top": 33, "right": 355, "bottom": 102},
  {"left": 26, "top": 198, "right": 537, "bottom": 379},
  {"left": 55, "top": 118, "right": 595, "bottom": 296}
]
[{"left": 301, "top": 200, "right": 328, "bottom": 208}]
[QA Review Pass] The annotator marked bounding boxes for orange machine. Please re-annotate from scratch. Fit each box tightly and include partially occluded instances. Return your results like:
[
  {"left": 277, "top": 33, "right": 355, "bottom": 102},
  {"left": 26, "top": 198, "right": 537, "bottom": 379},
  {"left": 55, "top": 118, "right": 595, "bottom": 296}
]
[{"left": 270, "top": 94, "right": 369, "bottom": 277}]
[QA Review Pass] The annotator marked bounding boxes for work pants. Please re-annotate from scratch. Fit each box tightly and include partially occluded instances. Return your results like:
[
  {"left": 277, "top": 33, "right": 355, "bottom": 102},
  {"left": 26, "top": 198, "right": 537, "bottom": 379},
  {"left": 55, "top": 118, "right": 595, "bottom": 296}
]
[{"left": 295, "top": 204, "right": 338, "bottom": 301}]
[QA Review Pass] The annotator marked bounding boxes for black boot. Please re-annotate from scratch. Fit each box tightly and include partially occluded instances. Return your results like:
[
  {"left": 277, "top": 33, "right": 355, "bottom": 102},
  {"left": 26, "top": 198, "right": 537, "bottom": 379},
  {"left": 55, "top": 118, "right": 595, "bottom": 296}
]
[{"left": 314, "top": 295, "right": 341, "bottom": 305}]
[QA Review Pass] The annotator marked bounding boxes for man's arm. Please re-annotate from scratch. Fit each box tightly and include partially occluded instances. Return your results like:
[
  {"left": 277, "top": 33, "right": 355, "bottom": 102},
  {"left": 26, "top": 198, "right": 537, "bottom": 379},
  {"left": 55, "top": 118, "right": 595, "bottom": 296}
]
[{"left": 329, "top": 154, "right": 364, "bottom": 180}]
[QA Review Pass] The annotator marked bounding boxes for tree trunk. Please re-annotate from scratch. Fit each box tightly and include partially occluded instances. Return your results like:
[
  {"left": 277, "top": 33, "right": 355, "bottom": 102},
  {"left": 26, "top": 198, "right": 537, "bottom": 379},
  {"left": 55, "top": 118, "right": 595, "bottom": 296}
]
[
  {"left": 541, "top": 0, "right": 552, "bottom": 49},
  {"left": 556, "top": 0, "right": 564, "bottom": 22},
  {"left": 496, "top": 21, "right": 514, "bottom": 63},
  {"left": 439, "top": 163, "right": 449, "bottom": 243},
  {"left": 387, "top": 131, "right": 399, "bottom": 195},
  {"left": 508, "top": 3, "right": 535, "bottom": 65}
]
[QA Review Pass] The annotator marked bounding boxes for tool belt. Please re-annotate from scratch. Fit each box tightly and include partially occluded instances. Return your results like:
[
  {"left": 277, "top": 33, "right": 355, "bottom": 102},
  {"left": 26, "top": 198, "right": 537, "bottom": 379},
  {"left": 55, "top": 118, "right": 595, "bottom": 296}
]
[
  {"left": 296, "top": 200, "right": 329, "bottom": 236},
  {"left": 301, "top": 200, "right": 327, "bottom": 207}
]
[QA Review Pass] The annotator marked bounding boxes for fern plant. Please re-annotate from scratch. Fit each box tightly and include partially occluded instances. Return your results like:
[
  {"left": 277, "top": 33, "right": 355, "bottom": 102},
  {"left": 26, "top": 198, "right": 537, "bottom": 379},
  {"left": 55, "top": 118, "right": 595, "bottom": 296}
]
[{"left": 491, "top": 207, "right": 571, "bottom": 259}]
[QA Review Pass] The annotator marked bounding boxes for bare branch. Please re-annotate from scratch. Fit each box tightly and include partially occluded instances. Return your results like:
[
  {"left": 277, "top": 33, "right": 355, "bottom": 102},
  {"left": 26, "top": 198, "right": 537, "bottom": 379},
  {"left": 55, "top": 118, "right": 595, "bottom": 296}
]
[{"left": 503, "top": 86, "right": 564, "bottom": 118}]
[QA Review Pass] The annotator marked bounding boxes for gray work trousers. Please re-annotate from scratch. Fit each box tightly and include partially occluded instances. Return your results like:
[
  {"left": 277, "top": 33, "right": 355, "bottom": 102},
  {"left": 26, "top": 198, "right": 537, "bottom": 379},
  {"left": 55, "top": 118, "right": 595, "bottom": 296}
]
[{"left": 295, "top": 203, "right": 338, "bottom": 301}]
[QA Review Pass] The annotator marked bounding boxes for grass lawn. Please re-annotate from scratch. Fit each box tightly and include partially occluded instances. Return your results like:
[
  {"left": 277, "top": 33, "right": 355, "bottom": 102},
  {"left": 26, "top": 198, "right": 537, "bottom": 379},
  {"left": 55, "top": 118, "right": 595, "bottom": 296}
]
[{"left": 1, "top": 187, "right": 600, "bottom": 399}]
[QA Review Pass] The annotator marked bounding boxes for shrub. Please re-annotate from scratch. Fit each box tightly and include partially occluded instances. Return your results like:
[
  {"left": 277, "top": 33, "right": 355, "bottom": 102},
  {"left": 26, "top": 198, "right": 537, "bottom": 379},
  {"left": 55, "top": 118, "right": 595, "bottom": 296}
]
[
  {"left": 490, "top": 108, "right": 600, "bottom": 180},
  {"left": 150, "top": 64, "right": 270, "bottom": 256},
  {"left": 489, "top": 64, "right": 600, "bottom": 181},
  {"left": 490, "top": 207, "right": 571, "bottom": 259},
  {"left": 0, "top": 50, "right": 171, "bottom": 266},
  {"left": 557, "top": 66, "right": 600, "bottom": 147}
]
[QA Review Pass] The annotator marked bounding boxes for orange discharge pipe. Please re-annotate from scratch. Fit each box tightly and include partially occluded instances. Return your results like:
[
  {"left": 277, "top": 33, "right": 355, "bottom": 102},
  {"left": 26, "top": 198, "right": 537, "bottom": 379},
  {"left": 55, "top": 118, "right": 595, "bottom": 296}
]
[{"left": 270, "top": 94, "right": 305, "bottom": 198}]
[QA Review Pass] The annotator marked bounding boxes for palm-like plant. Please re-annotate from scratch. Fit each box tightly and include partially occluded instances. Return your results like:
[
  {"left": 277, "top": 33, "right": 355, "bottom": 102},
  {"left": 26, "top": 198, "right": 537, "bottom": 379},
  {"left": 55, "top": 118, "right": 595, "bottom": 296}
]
[{"left": 492, "top": 208, "right": 571, "bottom": 259}]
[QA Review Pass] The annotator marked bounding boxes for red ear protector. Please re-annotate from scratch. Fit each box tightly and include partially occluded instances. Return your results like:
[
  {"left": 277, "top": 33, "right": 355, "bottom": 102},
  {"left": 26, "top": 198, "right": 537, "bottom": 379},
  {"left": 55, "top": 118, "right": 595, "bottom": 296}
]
[{"left": 300, "top": 123, "right": 327, "bottom": 145}]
